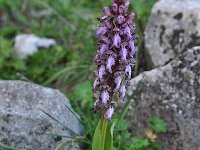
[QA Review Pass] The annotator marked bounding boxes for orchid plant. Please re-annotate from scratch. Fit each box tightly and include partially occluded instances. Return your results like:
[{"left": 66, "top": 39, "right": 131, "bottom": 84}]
[{"left": 92, "top": 0, "right": 137, "bottom": 149}]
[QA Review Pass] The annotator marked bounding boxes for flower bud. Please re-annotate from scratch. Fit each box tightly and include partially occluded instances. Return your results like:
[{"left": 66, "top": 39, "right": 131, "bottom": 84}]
[
  {"left": 119, "top": 5, "right": 125, "bottom": 14},
  {"left": 112, "top": 3, "right": 118, "bottom": 13},
  {"left": 103, "top": 7, "right": 112, "bottom": 16}
]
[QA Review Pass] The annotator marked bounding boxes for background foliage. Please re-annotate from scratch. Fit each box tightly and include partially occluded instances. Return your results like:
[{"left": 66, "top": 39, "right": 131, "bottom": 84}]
[{"left": 0, "top": 0, "right": 168, "bottom": 149}]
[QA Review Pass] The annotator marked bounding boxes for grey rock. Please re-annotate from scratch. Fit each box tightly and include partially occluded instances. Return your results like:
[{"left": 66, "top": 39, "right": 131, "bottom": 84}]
[
  {"left": 128, "top": 47, "right": 200, "bottom": 150},
  {"left": 145, "top": 0, "right": 200, "bottom": 67},
  {"left": 0, "top": 81, "right": 83, "bottom": 150}
]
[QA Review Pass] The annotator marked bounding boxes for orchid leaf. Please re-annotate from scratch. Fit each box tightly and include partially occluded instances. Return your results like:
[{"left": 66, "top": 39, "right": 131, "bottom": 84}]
[{"left": 92, "top": 116, "right": 116, "bottom": 150}]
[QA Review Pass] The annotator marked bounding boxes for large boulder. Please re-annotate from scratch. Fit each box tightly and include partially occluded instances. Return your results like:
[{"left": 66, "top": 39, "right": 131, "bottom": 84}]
[
  {"left": 0, "top": 81, "right": 83, "bottom": 150},
  {"left": 128, "top": 47, "right": 200, "bottom": 150},
  {"left": 145, "top": 0, "right": 200, "bottom": 67}
]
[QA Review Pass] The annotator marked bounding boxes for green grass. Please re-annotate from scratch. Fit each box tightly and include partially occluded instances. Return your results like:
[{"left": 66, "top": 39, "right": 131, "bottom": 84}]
[{"left": 0, "top": 0, "right": 163, "bottom": 149}]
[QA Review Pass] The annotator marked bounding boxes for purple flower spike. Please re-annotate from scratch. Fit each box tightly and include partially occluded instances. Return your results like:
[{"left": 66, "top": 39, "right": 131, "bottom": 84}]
[
  {"left": 104, "top": 107, "right": 114, "bottom": 120},
  {"left": 93, "top": 0, "right": 137, "bottom": 120},
  {"left": 99, "top": 65, "right": 106, "bottom": 79},
  {"left": 101, "top": 91, "right": 110, "bottom": 106},
  {"left": 106, "top": 56, "right": 115, "bottom": 73},
  {"left": 113, "top": 34, "right": 121, "bottom": 48},
  {"left": 114, "top": 76, "right": 122, "bottom": 91},
  {"left": 96, "top": 27, "right": 107, "bottom": 37}
]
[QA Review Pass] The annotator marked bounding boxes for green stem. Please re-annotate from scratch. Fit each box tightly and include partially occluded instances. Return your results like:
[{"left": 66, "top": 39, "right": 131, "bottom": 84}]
[{"left": 116, "top": 96, "right": 132, "bottom": 125}]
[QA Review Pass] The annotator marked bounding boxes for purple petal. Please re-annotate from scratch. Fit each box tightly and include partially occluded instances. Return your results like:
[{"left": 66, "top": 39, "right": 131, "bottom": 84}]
[
  {"left": 114, "top": 71, "right": 122, "bottom": 77},
  {"left": 104, "top": 20, "right": 112, "bottom": 29},
  {"left": 120, "top": 85, "right": 126, "bottom": 98},
  {"left": 100, "top": 36, "right": 110, "bottom": 45},
  {"left": 119, "top": 5, "right": 125, "bottom": 14},
  {"left": 113, "top": 27, "right": 120, "bottom": 32},
  {"left": 114, "top": 76, "right": 122, "bottom": 91},
  {"left": 103, "top": 7, "right": 112, "bottom": 16},
  {"left": 129, "top": 23, "right": 136, "bottom": 32},
  {"left": 99, "top": 65, "right": 106, "bottom": 79},
  {"left": 104, "top": 107, "right": 114, "bottom": 120},
  {"left": 124, "top": 26, "right": 132, "bottom": 39},
  {"left": 129, "top": 12, "right": 135, "bottom": 20},
  {"left": 112, "top": 3, "right": 118, "bottom": 13},
  {"left": 125, "top": 65, "right": 131, "bottom": 79},
  {"left": 100, "top": 44, "right": 108, "bottom": 54},
  {"left": 117, "top": 15, "right": 125, "bottom": 24},
  {"left": 106, "top": 56, "right": 115, "bottom": 73},
  {"left": 101, "top": 91, "right": 109, "bottom": 106},
  {"left": 100, "top": 16, "right": 108, "bottom": 20},
  {"left": 125, "top": 0, "right": 131, "bottom": 9},
  {"left": 120, "top": 47, "right": 127, "bottom": 61},
  {"left": 129, "top": 40, "right": 136, "bottom": 57},
  {"left": 113, "top": 34, "right": 121, "bottom": 48},
  {"left": 127, "top": 12, "right": 135, "bottom": 23},
  {"left": 96, "top": 27, "right": 107, "bottom": 36}
]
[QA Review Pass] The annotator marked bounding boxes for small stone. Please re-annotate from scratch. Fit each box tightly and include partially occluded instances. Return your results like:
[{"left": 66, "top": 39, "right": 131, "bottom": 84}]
[{"left": 14, "top": 34, "right": 56, "bottom": 59}]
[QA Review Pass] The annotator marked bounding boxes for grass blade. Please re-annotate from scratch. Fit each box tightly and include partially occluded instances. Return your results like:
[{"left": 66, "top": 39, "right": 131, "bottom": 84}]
[
  {"left": 64, "top": 104, "right": 82, "bottom": 124},
  {"left": 40, "top": 109, "right": 78, "bottom": 136}
]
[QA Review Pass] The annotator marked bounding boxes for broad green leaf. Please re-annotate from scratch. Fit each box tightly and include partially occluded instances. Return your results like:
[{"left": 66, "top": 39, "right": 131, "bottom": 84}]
[
  {"left": 105, "top": 119, "right": 116, "bottom": 150},
  {"left": 148, "top": 117, "right": 167, "bottom": 133},
  {"left": 92, "top": 116, "right": 116, "bottom": 150}
]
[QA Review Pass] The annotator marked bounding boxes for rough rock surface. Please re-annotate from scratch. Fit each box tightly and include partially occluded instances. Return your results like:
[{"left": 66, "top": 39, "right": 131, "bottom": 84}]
[
  {"left": 128, "top": 47, "right": 200, "bottom": 150},
  {"left": 0, "top": 81, "right": 82, "bottom": 150},
  {"left": 145, "top": 0, "right": 200, "bottom": 67}
]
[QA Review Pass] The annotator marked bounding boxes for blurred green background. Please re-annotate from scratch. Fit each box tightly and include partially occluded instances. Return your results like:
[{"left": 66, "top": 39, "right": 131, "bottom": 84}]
[{"left": 0, "top": 0, "right": 166, "bottom": 149}]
